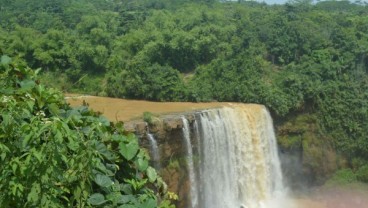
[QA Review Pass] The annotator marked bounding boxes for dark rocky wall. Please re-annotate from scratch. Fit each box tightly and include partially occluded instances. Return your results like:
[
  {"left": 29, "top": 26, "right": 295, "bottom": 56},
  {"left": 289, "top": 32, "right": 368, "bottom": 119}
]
[{"left": 125, "top": 113, "right": 197, "bottom": 208}]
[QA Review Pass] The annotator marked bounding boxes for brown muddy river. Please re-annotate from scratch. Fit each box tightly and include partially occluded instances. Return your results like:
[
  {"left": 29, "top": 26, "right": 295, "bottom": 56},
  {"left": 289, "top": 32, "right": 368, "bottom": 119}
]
[
  {"left": 66, "top": 94, "right": 227, "bottom": 122},
  {"left": 65, "top": 95, "right": 368, "bottom": 208}
]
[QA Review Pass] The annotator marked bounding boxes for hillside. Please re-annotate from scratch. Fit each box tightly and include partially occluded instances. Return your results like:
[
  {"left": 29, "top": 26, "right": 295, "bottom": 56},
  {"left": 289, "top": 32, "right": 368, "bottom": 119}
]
[{"left": 1, "top": 0, "right": 368, "bottom": 195}]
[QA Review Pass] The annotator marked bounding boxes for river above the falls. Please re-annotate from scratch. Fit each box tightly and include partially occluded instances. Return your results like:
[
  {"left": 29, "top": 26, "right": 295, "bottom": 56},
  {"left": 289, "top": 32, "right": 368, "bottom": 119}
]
[{"left": 66, "top": 94, "right": 226, "bottom": 122}]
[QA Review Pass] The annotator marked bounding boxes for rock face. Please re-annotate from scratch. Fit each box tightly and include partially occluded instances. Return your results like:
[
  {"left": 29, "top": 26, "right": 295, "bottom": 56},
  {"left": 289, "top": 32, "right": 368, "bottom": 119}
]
[
  {"left": 275, "top": 114, "right": 346, "bottom": 189},
  {"left": 125, "top": 113, "right": 196, "bottom": 208},
  {"left": 124, "top": 121, "right": 148, "bottom": 136}
]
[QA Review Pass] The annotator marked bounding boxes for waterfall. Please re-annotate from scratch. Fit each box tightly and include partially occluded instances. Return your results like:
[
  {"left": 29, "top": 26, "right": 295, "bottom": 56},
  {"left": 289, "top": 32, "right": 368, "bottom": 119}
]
[
  {"left": 147, "top": 133, "right": 161, "bottom": 170},
  {"left": 196, "top": 105, "right": 288, "bottom": 208},
  {"left": 182, "top": 116, "right": 199, "bottom": 208},
  {"left": 193, "top": 120, "right": 202, "bottom": 186}
]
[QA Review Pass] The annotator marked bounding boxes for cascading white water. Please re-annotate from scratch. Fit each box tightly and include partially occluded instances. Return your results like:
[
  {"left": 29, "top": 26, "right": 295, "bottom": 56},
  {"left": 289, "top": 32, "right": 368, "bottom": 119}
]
[
  {"left": 193, "top": 120, "right": 202, "bottom": 185},
  {"left": 182, "top": 116, "right": 199, "bottom": 208},
  {"left": 196, "top": 105, "right": 288, "bottom": 208},
  {"left": 147, "top": 133, "right": 161, "bottom": 170}
]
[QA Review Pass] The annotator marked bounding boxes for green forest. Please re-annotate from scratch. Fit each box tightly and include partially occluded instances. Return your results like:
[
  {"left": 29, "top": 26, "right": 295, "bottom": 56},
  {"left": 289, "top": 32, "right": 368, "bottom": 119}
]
[{"left": 1, "top": 0, "right": 368, "bottom": 206}]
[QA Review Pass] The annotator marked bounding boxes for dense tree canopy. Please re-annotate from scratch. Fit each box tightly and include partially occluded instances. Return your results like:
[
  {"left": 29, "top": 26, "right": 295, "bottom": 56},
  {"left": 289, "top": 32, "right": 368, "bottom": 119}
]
[{"left": 1, "top": 0, "right": 368, "bottom": 182}]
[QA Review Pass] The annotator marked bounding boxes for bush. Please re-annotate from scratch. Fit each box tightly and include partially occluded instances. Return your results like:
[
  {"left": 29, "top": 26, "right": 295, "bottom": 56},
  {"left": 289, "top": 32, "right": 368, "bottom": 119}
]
[
  {"left": 143, "top": 111, "right": 154, "bottom": 125},
  {"left": 356, "top": 165, "right": 368, "bottom": 183},
  {"left": 0, "top": 61, "right": 175, "bottom": 207},
  {"left": 325, "top": 169, "right": 357, "bottom": 186}
]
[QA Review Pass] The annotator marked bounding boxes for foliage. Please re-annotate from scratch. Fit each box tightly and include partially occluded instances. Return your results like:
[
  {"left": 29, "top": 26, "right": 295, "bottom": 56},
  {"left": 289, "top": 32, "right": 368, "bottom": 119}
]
[
  {"left": 356, "top": 165, "right": 368, "bottom": 183},
  {"left": 106, "top": 63, "right": 187, "bottom": 101},
  {"left": 143, "top": 112, "right": 154, "bottom": 125},
  {"left": 0, "top": 60, "right": 175, "bottom": 207},
  {"left": 325, "top": 169, "right": 358, "bottom": 186},
  {"left": 1, "top": 0, "right": 368, "bottom": 181},
  {"left": 326, "top": 166, "right": 368, "bottom": 185}
]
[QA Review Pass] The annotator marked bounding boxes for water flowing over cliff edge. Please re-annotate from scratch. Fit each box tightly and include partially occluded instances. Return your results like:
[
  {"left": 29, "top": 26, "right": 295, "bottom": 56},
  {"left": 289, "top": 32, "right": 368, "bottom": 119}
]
[
  {"left": 68, "top": 95, "right": 368, "bottom": 208},
  {"left": 193, "top": 105, "right": 287, "bottom": 208}
]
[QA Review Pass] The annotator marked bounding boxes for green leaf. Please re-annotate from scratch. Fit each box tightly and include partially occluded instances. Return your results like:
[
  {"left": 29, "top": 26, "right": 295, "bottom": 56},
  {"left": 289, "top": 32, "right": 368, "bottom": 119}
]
[
  {"left": 117, "top": 195, "right": 136, "bottom": 204},
  {"left": 98, "top": 116, "right": 110, "bottom": 126},
  {"left": 27, "top": 182, "right": 41, "bottom": 203},
  {"left": 36, "top": 97, "right": 45, "bottom": 109},
  {"left": 119, "top": 141, "right": 139, "bottom": 160},
  {"left": 106, "top": 192, "right": 121, "bottom": 204},
  {"left": 95, "top": 174, "right": 113, "bottom": 188},
  {"left": 136, "top": 158, "right": 149, "bottom": 172},
  {"left": 12, "top": 162, "right": 18, "bottom": 173},
  {"left": 118, "top": 205, "right": 136, "bottom": 208},
  {"left": 141, "top": 198, "right": 157, "bottom": 208},
  {"left": 1, "top": 152, "right": 6, "bottom": 161},
  {"left": 112, "top": 134, "right": 126, "bottom": 142},
  {"left": 120, "top": 184, "right": 133, "bottom": 195},
  {"left": 2, "top": 114, "right": 11, "bottom": 127},
  {"left": 88, "top": 193, "right": 107, "bottom": 206},
  {"left": 19, "top": 80, "right": 36, "bottom": 90},
  {"left": 106, "top": 163, "right": 118, "bottom": 174},
  {"left": 33, "top": 150, "right": 43, "bottom": 163},
  {"left": 25, "top": 97, "right": 35, "bottom": 109},
  {"left": 22, "top": 133, "right": 33, "bottom": 148},
  {"left": 126, "top": 133, "right": 138, "bottom": 142},
  {"left": 67, "top": 137, "right": 79, "bottom": 151},
  {"left": 47, "top": 103, "right": 59, "bottom": 116},
  {"left": 34, "top": 68, "right": 42, "bottom": 75},
  {"left": 146, "top": 167, "right": 157, "bottom": 183},
  {"left": 126, "top": 179, "right": 147, "bottom": 190},
  {"left": 1, "top": 55, "right": 11, "bottom": 65},
  {"left": 95, "top": 141, "right": 114, "bottom": 160},
  {"left": 106, "top": 192, "right": 137, "bottom": 205}
]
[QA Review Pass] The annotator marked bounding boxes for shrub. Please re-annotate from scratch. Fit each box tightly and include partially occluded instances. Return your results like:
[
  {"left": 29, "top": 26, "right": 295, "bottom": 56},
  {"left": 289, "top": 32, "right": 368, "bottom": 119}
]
[
  {"left": 325, "top": 169, "right": 357, "bottom": 186},
  {"left": 143, "top": 111, "right": 154, "bottom": 125},
  {"left": 356, "top": 165, "right": 368, "bottom": 183},
  {"left": 0, "top": 60, "right": 175, "bottom": 207}
]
